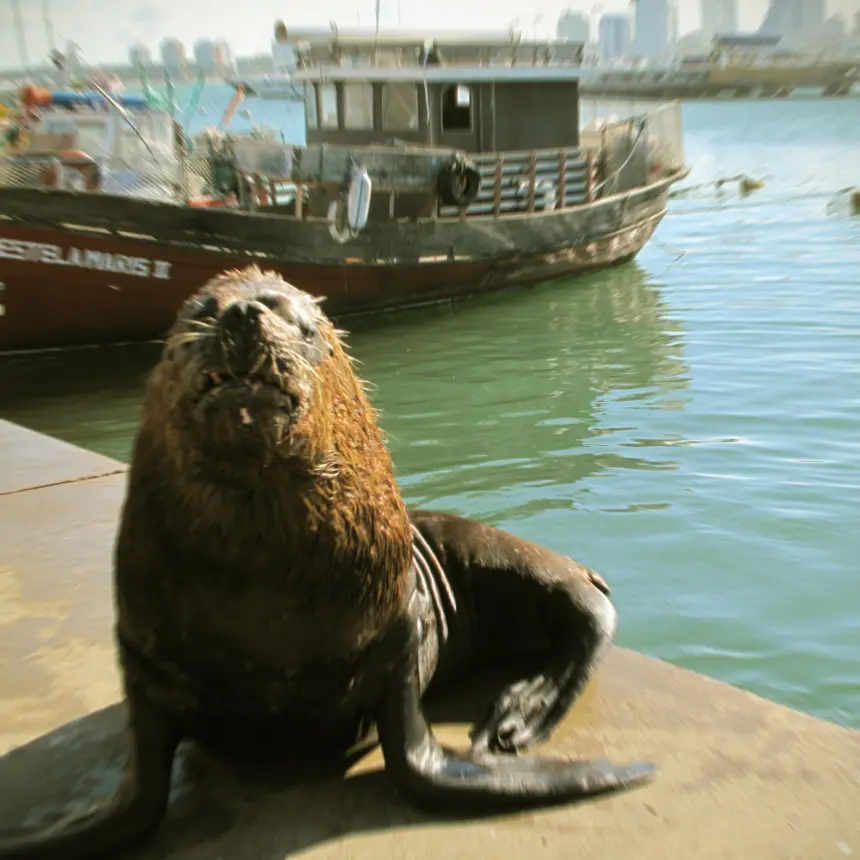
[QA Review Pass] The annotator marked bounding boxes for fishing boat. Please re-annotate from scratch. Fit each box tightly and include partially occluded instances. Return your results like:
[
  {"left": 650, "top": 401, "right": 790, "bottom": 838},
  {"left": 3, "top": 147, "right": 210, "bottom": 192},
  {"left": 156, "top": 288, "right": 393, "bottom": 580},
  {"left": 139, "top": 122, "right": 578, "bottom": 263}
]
[{"left": 0, "top": 23, "right": 689, "bottom": 353}]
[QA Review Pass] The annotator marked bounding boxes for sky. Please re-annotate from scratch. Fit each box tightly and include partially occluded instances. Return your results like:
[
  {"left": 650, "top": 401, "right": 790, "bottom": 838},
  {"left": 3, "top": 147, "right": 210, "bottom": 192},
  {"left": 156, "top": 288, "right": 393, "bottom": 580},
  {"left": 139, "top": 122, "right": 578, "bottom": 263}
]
[{"left": 2, "top": 0, "right": 859, "bottom": 71}]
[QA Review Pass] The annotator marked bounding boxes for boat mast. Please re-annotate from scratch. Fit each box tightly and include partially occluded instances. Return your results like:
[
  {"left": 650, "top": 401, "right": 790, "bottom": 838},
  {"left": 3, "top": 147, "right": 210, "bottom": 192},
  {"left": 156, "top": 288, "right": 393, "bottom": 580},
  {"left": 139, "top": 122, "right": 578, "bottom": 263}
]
[
  {"left": 11, "top": 0, "right": 31, "bottom": 75},
  {"left": 42, "top": 0, "right": 56, "bottom": 54}
]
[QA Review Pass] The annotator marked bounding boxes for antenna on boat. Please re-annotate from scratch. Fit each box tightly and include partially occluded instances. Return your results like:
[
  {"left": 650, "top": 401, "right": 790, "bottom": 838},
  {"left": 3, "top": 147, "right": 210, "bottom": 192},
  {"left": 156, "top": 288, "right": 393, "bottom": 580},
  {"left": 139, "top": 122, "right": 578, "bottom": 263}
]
[
  {"left": 11, "top": 0, "right": 31, "bottom": 75},
  {"left": 373, "top": 0, "right": 381, "bottom": 61}
]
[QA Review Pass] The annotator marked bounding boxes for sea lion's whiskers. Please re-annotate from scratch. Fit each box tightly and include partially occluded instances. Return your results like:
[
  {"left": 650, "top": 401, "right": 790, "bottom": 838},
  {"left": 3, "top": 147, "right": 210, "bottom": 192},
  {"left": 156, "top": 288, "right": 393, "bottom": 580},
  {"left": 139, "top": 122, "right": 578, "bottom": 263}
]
[
  {"left": 413, "top": 542, "right": 449, "bottom": 644},
  {"left": 412, "top": 525, "right": 457, "bottom": 619},
  {"left": 185, "top": 319, "right": 214, "bottom": 330},
  {"left": 170, "top": 330, "right": 212, "bottom": 348},
  {"left": 279, "top": 346, "right": 318, "bottom": 380}
]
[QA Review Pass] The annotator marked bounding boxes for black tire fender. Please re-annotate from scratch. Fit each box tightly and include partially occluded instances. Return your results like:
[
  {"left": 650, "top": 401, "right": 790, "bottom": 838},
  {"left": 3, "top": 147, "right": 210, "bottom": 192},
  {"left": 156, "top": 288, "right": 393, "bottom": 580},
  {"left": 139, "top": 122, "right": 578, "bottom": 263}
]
[{"left": 437, "top": 156, "right": 482, "bottom": 207}]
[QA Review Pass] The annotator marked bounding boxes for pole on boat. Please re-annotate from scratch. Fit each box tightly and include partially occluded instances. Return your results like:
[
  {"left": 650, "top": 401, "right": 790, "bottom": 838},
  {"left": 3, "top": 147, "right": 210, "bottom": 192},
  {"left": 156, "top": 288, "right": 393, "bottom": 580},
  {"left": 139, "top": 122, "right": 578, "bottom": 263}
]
[
  {"left": 218, "top": 83, "right": 247, "bottom": 131},
  {"left": 11, "top": 0, "right": 31, "bottom": 75},
  {"left": 182, "top": 70, "right": 207, "bottom": 128}
]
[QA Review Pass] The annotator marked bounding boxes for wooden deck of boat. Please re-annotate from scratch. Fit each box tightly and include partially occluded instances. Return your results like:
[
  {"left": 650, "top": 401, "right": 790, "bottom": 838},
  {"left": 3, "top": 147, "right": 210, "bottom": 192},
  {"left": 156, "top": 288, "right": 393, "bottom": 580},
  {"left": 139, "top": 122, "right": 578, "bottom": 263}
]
[{"left": 1, "top": 418, "right": 858, "bottom": 858}]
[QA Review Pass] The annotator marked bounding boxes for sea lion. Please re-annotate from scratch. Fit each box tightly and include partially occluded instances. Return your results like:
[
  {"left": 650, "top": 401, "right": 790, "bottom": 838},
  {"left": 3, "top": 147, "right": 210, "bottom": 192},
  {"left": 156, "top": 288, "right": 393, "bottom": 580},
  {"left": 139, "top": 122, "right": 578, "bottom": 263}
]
[{"left": 0, "top": 267, "right": 655, "bottom": 860}]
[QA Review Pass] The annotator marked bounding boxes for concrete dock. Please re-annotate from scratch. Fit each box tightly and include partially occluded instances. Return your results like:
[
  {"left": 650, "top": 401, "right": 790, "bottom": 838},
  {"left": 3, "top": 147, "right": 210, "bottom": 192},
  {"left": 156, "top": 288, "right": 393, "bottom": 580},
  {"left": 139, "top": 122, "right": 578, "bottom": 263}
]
[{"left": 1, "top": 418, "right": 859, "bottom": 858}]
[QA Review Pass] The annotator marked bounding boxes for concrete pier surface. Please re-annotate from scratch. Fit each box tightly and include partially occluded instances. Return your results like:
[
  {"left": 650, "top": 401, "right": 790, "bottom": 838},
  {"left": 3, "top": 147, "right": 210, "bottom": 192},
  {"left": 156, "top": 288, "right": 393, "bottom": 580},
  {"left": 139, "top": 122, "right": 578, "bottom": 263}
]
[{"left": 1, "top": 418, "right": 859, "bottom": 859}]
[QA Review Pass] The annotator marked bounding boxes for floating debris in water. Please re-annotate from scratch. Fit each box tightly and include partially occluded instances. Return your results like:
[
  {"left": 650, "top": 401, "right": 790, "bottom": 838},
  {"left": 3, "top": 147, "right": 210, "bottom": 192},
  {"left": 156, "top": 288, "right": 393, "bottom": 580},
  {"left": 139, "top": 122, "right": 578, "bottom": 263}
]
[
  {"left": 671, "top": 174, "right": 765, "bottom": 199},
  {"left": 739, "top": 176, "right": 765, "bottom": 196}
]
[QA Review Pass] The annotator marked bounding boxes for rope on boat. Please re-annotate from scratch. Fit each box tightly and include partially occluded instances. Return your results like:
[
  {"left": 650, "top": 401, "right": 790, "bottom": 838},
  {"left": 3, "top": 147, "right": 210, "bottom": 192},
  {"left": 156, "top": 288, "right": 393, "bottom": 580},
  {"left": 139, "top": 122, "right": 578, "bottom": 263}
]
[{"left": 591, "top": 117, "right": 647, "bottom": 198}]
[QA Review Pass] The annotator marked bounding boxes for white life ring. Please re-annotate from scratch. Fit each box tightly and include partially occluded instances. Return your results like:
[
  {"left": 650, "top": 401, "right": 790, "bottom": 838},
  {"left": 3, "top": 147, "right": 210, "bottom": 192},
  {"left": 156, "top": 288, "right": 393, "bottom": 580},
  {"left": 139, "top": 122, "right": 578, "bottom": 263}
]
[
  {"left": 346, "top": 165, "right": 371, "bottom": 233},
  {"left": 328, "top": 164, "right": 373, "bottom": 243},
  {"left": 327, "top": 199, "right": 351, "bottom": 244}
]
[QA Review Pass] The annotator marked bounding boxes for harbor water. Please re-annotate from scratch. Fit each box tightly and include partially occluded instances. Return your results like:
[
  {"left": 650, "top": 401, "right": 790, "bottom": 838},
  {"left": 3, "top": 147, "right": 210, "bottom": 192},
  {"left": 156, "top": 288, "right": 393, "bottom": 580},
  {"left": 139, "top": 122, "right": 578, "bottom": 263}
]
[{"left": 1, "top": 95, "right": 859, "bottom": 730}]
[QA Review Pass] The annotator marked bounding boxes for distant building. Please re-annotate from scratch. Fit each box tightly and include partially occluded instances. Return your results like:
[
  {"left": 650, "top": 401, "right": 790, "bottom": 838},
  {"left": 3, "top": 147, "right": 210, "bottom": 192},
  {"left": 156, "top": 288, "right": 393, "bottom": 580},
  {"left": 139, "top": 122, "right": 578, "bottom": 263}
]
[
  {"left": 128, "top": 43, "right": 152, "bottom": 70},
  {"left": 193, "top": 39, "right": 235, "bottom": 78},
  {"left": 598, "top": 13, "right": 632, "bottom": 61},
  {"left": 632, "top": 0, "right": 673, "bottom": 59},
  {"left": 65, "top": 41, "right": 84, "bottom": 76},
  {"left": 701, "top": 0, "right": 737, "bottom": 40},
  {"left": 556, "top": 10, "right": 590, "bottom": 44},
  {"left": 758, "top": 0, "right": 825, "bottom": 43},
  {"left": 807, "top": 14, "right": 850, "bottom": 53},
  {"left": 675, "top": 30, "right": 710, "bottom": 57},
  {"left": 670, "top": 1, "right": 679, "bottom": 45},
  {"left": 160, "top": 38, "right": 187, "bottom": 79}
]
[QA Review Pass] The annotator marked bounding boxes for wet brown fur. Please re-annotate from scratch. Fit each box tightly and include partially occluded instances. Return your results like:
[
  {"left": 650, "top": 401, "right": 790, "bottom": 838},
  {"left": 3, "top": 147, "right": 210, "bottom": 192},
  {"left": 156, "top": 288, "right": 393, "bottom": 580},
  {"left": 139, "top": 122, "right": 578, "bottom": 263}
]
[{"left": 116, "top": 266, "right": 413, "bottom": 712}]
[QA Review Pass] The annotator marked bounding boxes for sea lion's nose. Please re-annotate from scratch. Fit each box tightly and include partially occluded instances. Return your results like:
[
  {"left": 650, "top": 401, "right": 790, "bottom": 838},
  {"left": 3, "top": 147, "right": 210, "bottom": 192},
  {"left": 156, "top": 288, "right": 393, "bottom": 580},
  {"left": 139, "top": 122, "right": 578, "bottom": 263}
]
[{"left": 221, "top": 299, "right": 267, "bottom": 341}]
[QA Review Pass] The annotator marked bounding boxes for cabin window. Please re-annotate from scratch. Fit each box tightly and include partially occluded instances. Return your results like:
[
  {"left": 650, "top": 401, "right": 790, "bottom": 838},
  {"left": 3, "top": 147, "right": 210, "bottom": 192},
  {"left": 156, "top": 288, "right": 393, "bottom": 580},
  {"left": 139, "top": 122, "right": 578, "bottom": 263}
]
[
  {"left": 441, "top": 84, "right": 472, "bottom": 132},
  {"left": 305, "top": 85, "right": 318, "bottom": 129},
  {"left": 382, "top": 84, "right": 419, "bottom": 131},
  {"left": 343, "top": 83, "right": 374, "bottom": 130},
  {"left": 318, "top": 83, "right": 339, "bottom": 129}
]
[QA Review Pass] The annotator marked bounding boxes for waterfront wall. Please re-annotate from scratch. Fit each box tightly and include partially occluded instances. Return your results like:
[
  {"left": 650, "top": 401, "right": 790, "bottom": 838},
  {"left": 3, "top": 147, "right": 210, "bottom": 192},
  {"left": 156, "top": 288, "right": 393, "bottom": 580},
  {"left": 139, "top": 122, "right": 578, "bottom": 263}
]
[{"left": 0, "top": 419, "right": 858, "bottom": 858}]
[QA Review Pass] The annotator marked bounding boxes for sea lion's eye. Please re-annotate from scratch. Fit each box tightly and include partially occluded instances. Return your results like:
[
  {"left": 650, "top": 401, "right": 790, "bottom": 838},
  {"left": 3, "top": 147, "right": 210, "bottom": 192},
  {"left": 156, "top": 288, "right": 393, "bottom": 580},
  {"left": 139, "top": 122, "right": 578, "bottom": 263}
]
[
  {"left": 256, "top": 293, "right": 282, "bottom": 311},
  {"left": 188, "top": 295, "right": 219, "bottom": 322}
]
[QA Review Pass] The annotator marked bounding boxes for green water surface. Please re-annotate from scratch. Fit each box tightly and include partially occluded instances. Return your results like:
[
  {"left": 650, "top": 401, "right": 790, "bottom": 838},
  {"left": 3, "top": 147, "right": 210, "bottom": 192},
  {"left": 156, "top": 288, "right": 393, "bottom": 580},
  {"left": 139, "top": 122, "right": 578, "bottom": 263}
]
[{"left": 2, "top": 98, "right": 859, "bottom": 729}]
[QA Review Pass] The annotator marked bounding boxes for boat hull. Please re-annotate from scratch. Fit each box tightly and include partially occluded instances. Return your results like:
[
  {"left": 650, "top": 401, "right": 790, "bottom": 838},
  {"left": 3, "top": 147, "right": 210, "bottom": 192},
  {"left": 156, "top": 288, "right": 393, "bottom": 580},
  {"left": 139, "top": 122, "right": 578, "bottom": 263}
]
[{"left": 0, "top": 173, "right": 679, "bottom": 352}]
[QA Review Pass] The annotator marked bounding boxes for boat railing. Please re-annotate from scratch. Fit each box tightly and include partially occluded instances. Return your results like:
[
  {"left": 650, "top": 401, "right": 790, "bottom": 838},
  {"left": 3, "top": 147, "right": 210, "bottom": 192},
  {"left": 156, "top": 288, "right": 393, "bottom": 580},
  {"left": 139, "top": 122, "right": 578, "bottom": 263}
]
[
  {"left": 0, "top": 152, "right": 213, "bottom": 202},
  {"left": 434, "top": 100, "right": 685, "bottom": 221},
  {"left": 437, "top": 148, "right": 597, "bottom": 219}
]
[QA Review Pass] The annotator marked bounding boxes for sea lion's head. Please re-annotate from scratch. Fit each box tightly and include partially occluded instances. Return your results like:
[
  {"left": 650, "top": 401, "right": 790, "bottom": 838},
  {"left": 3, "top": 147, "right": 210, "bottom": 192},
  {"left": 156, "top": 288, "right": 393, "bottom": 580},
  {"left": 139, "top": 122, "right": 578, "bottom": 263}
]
[
  {"left": 147, "top": 266, "right": 373, "bottom": 486},
  {"left": 125, "top": 266, "right": 413, "bottom": 641}
]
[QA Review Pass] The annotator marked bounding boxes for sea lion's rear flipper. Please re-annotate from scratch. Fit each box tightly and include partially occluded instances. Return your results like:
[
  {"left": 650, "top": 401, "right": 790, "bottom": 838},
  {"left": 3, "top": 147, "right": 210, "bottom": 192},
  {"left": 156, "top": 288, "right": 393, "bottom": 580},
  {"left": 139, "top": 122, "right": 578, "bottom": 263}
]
[
  {"left": 410, "top": 512, "right": 626, "bottom": 758},
  {"left": 377, "top": 660, "right": 656, "bottom": 806},
  {"left": 0, "top": 693, "right": 180, "bottom": 860},
  {"left": 467, "top": 572, "right": 619, "bottom": 757}
]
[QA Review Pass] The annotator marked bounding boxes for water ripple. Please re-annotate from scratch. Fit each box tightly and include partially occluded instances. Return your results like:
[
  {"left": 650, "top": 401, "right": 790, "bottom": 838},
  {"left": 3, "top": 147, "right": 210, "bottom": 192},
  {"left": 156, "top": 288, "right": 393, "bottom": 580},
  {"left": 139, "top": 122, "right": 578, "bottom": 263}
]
[{"left": 2, "top": 99, "right": 858, "bottom": 730}]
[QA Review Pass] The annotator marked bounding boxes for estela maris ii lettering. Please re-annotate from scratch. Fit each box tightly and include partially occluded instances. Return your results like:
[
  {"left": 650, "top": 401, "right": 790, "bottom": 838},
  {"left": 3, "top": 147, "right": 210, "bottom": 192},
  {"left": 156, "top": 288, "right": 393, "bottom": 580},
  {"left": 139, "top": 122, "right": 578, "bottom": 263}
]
[{"left": 0, "top": 238, "right": 172, "bottom": 280}]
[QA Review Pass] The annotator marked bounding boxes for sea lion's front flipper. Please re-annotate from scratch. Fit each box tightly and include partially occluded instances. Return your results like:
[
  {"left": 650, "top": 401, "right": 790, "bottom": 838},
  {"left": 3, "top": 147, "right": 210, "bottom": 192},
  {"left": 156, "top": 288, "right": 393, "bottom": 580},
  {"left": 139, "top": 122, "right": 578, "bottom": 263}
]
[
  {"left": 0, "top": 692, "right": 181, "bottom": 860},
  {"left": 377, "top": 654, "right": 656, "bottom": 807}
]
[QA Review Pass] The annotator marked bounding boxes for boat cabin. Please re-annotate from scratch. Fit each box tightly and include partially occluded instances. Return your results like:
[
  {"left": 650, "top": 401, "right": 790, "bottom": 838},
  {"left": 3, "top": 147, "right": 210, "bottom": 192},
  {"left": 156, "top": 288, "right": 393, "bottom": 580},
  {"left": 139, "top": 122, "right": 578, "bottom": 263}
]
[
  {"left": 296, "top": 66, "right": 588, "bottom": 154},
  {"left": 212, "top": 25, "right": 685, "bottom": 224},
  {"left": 276, "top": 28, "right": 590, "bottom": 154}
]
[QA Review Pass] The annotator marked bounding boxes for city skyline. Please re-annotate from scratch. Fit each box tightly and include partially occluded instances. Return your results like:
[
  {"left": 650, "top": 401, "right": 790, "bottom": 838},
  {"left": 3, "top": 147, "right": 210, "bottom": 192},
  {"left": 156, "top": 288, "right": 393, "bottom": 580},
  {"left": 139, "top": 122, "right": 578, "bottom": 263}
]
[{"left": 3, "top": 0, "right": 859, "bottom": 72}]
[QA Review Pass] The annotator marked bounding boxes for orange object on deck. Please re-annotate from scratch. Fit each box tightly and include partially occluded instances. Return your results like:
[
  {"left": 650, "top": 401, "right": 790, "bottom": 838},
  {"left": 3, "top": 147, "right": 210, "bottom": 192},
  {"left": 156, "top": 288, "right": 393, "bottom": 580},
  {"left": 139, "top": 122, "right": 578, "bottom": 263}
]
[{"left": 19, "top": 86, "right": 53, "bottom": 109}]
